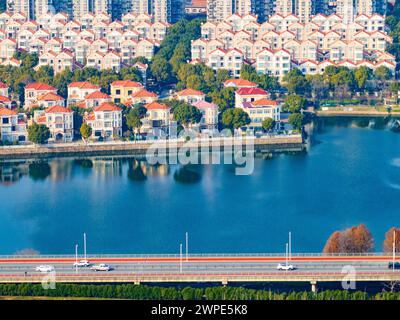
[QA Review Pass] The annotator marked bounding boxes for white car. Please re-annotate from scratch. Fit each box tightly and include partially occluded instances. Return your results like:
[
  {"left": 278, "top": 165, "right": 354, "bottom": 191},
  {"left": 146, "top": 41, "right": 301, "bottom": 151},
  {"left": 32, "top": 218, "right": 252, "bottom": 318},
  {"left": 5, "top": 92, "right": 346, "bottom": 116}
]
[
  {"left": 91, "top": 264, "right": 112, "bottom": 272},
  {"left": 35, "top": 265, "right": 55, "bottom": 273},
  {"left": 277, "top": 263, "right": 296, "bottom": 271},
  {"left": 73, "top": 260, "right": 91, "bottom": 267}
]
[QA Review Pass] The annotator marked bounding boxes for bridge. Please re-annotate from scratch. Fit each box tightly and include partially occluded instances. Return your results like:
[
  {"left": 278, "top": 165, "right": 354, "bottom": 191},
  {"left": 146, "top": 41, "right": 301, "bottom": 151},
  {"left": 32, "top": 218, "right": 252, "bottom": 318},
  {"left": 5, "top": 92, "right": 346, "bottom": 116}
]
[{"left": 0, "top": 253, "right": 399, "bottom": 291}]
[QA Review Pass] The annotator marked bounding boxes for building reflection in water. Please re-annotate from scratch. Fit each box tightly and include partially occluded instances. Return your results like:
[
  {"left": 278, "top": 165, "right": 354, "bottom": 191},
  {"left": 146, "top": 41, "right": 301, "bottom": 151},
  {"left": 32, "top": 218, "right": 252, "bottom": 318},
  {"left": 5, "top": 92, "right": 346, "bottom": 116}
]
[
  {"left": 91, "top": 157, "right": 123, "bottom": 181},
  {"left": 127, "top": 159, "right": 170, "bottom": 181},
  {"left": 0, "top": 162, "right": 29, "bottom": 186}
]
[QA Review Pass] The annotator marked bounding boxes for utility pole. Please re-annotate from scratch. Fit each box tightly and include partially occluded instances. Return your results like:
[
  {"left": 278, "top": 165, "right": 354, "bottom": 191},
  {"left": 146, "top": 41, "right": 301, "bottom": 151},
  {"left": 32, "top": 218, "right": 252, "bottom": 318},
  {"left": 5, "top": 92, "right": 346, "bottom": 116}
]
[
  {"left": 185, "top": 232, "right": 188, "bottom": 262},
  {"left": 84, "top": 233, "right": 87, "bottom": 262},
  {"left": 285, "top": 243, "right": 288, "bottom": 268},
  {"left": 180, "top": 243, "right": 183, "bottom": 274}
]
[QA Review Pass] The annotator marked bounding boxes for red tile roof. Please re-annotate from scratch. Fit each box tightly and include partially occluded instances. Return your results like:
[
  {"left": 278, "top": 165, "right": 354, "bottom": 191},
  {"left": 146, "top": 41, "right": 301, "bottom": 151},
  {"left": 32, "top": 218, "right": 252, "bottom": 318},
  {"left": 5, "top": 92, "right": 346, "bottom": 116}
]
[
  {"left": 44, "top": 105, "right": 73, "bottom": 113},
  {"left": 25, "top": 82, "right": 57, "bottom": 91},
  {"left": 0, "top": 95, "right": 11, "bottom": 103},
  {"left": 0, "top": 82, "right": 8, "bottom": 89},
  {"left": 68, "top": 82, "right": 100, "bottom": 89},
  {"left": 37, "top": 92, "right": 64, "bottom": 101},
  {"left": 93, "top": 102, "right": 122, "bottom": 112},
  {"left": 176, "top": 88, "right": 205, "bottom": 96},
  {"left": 145, "top": 102, "right": 169, "bottom": 110},
  {"left": 251, "top": 98, "right": 279, "bottom": 106},
  {"left": 236, "top": 88, "right": 268, "bottom": 96},
  {"left": 0, "top": 107, "right": 16, "bottom": 116},
  {"left": 224, "top": 78, "right": 257, "bottom": 88},
  {"left": 131, "top": 89, "right": 157, "bottom": 98},
  {"left": 85, "top": 91, "right": 110, "bottom": 99},
  {"left": 111, "top": 80, "right": 143, "bottom": 88}
]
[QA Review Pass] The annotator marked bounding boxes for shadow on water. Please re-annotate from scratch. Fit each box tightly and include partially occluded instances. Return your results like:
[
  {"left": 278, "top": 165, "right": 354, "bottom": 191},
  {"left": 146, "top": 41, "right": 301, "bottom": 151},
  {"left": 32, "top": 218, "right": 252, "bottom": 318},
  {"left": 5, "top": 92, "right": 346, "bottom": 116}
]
[
  {"left": 73, "top": 159, "right": 94, "bottom": 169},
  {"left": 127, "top": 160, "right": 147, "bottom": 182}
]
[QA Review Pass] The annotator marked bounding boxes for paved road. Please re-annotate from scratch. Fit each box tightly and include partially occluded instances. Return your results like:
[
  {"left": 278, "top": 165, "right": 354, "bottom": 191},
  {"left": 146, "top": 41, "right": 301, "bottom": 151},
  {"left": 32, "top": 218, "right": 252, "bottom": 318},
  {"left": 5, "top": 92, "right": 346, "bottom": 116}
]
[{"left": 0, "top": 255, "right": 398, "bottom": 281}]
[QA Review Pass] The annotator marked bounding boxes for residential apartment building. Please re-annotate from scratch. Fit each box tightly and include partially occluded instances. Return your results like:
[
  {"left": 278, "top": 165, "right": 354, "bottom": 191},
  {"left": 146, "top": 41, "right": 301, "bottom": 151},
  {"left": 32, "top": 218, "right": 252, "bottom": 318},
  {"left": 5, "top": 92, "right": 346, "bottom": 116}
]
[
  {"left": 6, "top": 0, "right": 32, "bottom": 19},
  {"left": 176, "top": 88, "right": 206, "bottom": 104},
  {"left": 194, "top": 12, "right": 394, "bottom": 78},
  {"left": 235, "top": 87, "right": 270, "bottom": 108},
  {"left": 191, "top": 100, "right": 219, "bottom": 129},
  {"left": 35, "top": 105, "right": 74, "bottom": 142},
  {"left": 67, "top": 82, "right": 101, "bottom": 106},
  {"left": 152, "top": 0, "right": 185, "bottom": 23},
  {"left": 207, "top": 0, "right": 234, "bottom": 22}
]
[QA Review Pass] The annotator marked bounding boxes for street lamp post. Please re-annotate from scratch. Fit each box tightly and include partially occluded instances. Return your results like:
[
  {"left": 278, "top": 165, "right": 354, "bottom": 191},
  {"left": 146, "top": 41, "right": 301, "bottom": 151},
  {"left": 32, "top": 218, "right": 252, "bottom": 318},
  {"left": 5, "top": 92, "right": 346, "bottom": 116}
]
[
  {"left": 393, "top": 229, "right": 396, "bottom": 272},
  {"left": 289, "top": 231, "right": 292, "bottom": 262},
  {"left": 185, "top": 232, "right": 188, "bottom": 262},
  {"left": 180, "top": 243, "right": 183, "bottom": 274},
  {"left": 75, "top": 244, "right": 78, "bottom": 274}
]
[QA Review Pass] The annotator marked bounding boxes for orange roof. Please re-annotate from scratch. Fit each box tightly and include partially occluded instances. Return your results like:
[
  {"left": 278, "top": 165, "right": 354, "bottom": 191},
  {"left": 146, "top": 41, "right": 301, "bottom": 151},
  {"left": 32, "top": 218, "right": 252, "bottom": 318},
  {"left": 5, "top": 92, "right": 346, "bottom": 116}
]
[
  {"left": 0, "top": 95, "right": 11, "bottom": 103},
  {"left": 25, "top": 82, "right": 57, "bottom": 91},
  {"left": 111, "top": 80, "right": 143, "bottom": 88},
  {"left": 224, "top": 78, "right": 257, "bottom": 87},
  {"left": 93, "top": 102, "right": 121, "bottom": 112},
  {"left": 68, "top": 82, "right": 100, "bottom": 89},
  {"left": 44, "top": 105, "right": 73, "bottom": 113},
  {"left": 38, "top": 92, "right": 64, "bottom": 101},
  {"left": 236, "top": 88, "right": 268, "bottom": 96},
  {"left": 131, "top": 89, "right": 157, "bottom": 98},
  {"left": 251, "top": 98, "right": 279, "bottom": 106},
  {"left": 0, "top": 107, "right": 16, "bottom": 116},
  {"left": 145, "top": 102, "right": 169, "bottom": 110},
  {"left": 176, "top": 88, "right": 204, "bottom": 96},
  {"left": 85, "top": 91, "right": 110, "bottom": 99}
]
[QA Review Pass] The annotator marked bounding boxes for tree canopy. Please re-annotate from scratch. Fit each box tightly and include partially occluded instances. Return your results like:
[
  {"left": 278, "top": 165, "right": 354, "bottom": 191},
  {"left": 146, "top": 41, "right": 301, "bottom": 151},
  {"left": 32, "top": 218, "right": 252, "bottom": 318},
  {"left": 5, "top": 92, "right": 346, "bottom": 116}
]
[{"left": 28, "top": 123, "right": 50, "bottom": 144}]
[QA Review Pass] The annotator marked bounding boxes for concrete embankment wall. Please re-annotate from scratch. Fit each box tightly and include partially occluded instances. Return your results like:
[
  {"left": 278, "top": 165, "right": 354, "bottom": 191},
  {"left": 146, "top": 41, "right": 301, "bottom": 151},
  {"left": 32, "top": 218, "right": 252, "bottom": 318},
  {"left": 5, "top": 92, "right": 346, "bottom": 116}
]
[{"left": 0, "top": 136, "right": 304, "bottom": 160}]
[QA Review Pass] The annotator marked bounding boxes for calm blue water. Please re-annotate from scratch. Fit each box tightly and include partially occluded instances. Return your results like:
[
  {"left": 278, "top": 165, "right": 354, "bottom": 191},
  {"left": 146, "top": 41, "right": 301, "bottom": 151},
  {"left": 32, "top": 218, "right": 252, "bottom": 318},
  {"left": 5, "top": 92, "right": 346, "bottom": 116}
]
[{"left": 0, "top": 117, "right": 399, "bottom": 255}]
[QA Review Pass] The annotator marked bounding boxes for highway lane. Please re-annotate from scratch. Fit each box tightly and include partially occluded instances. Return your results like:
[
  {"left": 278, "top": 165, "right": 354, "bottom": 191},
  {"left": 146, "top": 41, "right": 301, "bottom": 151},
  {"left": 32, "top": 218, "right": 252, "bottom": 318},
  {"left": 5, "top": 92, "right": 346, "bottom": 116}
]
[{"left": 0, "top": 257, "right": 397, "bottom": 276}]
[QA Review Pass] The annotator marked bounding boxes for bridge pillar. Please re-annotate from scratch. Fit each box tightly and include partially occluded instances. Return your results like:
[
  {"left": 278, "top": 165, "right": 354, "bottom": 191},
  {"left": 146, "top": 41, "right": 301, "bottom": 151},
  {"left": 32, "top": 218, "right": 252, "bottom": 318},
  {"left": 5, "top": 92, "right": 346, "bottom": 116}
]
[
  {"left": 310, "top": 281, "right": 317, "bottom": 293},
  {"left": 222, "top": 280, "right": 228, "bottom": 286},
  {"left": 134, "top": 280, "right": 140, "bottom": 285}
]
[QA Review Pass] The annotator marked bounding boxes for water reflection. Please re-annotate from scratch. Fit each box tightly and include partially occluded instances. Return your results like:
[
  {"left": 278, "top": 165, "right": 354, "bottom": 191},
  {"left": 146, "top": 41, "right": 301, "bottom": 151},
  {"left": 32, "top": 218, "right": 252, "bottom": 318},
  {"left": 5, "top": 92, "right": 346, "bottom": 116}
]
[
  {"left": 28, "top": 161, "right": 51, "bottom": 181},
  {"left": 173, "top": 166, "right": 202, "bottom": 184},
  {"left": 0, "top": 162, "right": 29, "bottom": 185}
]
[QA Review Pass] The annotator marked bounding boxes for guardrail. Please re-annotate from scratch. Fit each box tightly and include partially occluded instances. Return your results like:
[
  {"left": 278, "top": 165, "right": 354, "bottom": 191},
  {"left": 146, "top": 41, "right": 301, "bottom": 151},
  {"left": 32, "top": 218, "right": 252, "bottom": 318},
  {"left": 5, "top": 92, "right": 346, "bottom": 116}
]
[{"left": 0, "top": 252, "right": 393, "bottom": 260}]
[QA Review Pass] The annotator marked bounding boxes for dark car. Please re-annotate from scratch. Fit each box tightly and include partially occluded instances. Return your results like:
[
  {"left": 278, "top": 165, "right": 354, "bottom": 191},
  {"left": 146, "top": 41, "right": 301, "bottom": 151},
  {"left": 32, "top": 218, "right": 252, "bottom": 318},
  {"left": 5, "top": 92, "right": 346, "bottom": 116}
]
[{"left": 388, "top": 262, "right": 400, "bottom": 269}]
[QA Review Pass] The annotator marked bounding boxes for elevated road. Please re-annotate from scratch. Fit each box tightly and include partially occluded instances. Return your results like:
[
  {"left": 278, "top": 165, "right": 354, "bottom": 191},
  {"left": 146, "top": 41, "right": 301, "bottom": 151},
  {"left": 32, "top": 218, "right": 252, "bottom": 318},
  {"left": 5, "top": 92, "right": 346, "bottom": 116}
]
[{"left": 0, "top": 254, "right": 398, "bottom": 290}]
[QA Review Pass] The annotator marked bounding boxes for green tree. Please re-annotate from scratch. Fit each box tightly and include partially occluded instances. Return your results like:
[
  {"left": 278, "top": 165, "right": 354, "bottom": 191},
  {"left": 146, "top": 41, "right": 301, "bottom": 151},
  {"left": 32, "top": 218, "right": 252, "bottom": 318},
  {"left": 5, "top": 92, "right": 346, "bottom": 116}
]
[
  {"left": 283, "top": 69, "right": 310, "bottom": 95},
  {"left": 173, "top": 103, "right": 202, "bottom": 128},
  {"left": 284, "top": 94, "right": 306, "bottom": 113},
  {"left": 80, "top": 123, "right": 92, "bottom": 141},
  {"left": 288, "top": 113, "right": 304, "bottom": 131},
  {"left": 354, "top": 66, "right": 371, "bottom": 91},
  {"left": 221, "top": 108, "right": 251, "bottom": 130},
  {"left": 262, "top": 118, "right": 276, "bottom": 132},
  {"left": 151, "top": 57, "right": 172, "bottom": 83},
  {"left": 28, "top": 123, "right": 50, "bottom": 144},
  {"left": 126, "top": 105, "right": 147, "bottom": 134},
  {"left": 207, "top": 87, "right": 235, "bottom": 112}
]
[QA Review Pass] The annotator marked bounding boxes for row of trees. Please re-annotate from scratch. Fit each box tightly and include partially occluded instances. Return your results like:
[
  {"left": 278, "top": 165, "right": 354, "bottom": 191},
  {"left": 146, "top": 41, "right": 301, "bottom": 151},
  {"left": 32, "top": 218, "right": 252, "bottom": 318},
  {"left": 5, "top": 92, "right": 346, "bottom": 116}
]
[
  {"left": 0, "top": 283, "right": 399, "bottom": 300},
  {"left": 323, "top": 224, "right": 399, "bottom": 254}
]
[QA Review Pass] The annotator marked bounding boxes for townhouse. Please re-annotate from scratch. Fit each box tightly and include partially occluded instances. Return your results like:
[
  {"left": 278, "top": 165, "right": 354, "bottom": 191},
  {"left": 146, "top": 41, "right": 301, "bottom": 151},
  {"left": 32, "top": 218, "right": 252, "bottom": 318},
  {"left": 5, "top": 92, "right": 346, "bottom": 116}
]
[
  {"left": 241, "top": 98, "right": 281, "bottom": 131},
  {"left": 235, "top": 87, "right": 270, "bottom": 109},
  {"left": 0, "top": 108, "right": 28, "bottom": 143},
  {"left": 67, "top": 82, "right": 101, "bottom": 106},
  {"left": 24, "top": 82, "right": 58, "bottom": 109},
  {"left": 110, "top": 80, "right": 144, "bottom": 104},
  {"left": 0, "top": 12, "right": 171, "bottom": 72},
  {"left": 192, "top": 12, "right": 395, "bottom": 78},
  {"left": 0, "top": 82, "right": 9, "bottom": 97},
  {"left": 176, "top": 89, "right": 206, "bottom": 104},
  {"left": 34, "top": 105, "right": 74, "bottom": 142},
  {"left": 191, "top": 100, "right": 219, "bottom": 130},
  {"left": 84, "top": 102, "right": 123, "bottom": 140},
  {"left": 141, "top": 101, "right": 171, "bottom": 134}
]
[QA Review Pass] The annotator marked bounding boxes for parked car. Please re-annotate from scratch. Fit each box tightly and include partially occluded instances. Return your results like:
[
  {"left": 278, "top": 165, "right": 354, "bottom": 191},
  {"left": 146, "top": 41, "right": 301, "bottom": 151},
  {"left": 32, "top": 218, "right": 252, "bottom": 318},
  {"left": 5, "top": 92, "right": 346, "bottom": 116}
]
[
  {"left": 35, "top": 265, "right": 55, "bottom": 273},
  {"left": 91, "top": 264, "right": 112, "bottom": 272}
]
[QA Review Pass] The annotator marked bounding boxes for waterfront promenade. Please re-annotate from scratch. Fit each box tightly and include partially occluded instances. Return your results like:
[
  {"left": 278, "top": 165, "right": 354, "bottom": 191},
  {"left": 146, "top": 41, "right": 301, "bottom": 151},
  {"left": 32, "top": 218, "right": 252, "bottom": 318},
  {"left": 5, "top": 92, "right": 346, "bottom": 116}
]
[
  {"left": 0, "top": 135, "right": 303, "bottom": 159},
  {"left": 0, "top": 254, "right": 398, "bottom": 291}
]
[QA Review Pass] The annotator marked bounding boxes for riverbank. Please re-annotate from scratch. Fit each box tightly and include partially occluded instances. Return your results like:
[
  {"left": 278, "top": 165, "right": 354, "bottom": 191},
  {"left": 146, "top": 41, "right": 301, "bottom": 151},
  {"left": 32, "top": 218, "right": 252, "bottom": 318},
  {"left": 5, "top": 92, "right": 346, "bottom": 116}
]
[
  {"left": 0, "top": 135, "right": 304, "bottom": 160},
  {"left": 315, "top": 106, "right": 400, "bottom": 117}
]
